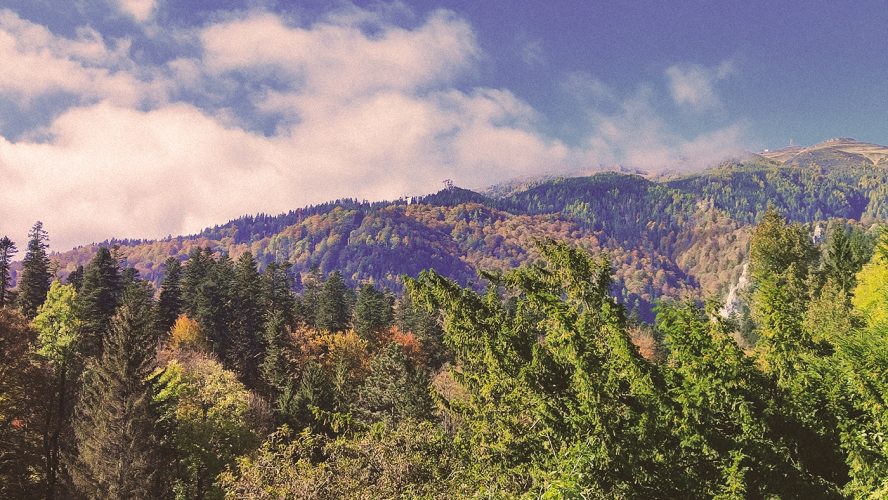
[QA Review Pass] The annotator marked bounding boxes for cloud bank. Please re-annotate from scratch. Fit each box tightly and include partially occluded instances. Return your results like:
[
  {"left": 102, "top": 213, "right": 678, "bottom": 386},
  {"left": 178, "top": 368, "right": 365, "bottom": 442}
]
[{"left": 0, "top": 4, "right": 748, "bottom": 250}]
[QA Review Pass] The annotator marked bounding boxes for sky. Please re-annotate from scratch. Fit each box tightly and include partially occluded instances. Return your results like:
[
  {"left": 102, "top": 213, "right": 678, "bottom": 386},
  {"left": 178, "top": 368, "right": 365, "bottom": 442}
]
[{"left": 1, "top": 0, "right": 886, "bottom": 250}]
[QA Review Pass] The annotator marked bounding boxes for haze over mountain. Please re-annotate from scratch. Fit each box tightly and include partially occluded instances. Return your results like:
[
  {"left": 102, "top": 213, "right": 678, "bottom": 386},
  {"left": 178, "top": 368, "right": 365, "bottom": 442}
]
[{"left": 9, "top": 137, "right": 885, "bottom": 321}]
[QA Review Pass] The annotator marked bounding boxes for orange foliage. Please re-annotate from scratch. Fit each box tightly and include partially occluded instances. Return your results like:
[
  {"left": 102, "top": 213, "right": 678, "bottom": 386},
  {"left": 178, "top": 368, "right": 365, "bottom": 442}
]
[{"left": 389, "top": 326, "right": 423, "bottom": 364}]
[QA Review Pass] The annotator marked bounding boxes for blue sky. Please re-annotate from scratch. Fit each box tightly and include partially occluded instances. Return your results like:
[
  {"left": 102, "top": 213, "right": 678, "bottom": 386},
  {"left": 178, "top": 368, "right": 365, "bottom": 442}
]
[{"left": 1, "top": 0, "right": 886, "bottom": 249}]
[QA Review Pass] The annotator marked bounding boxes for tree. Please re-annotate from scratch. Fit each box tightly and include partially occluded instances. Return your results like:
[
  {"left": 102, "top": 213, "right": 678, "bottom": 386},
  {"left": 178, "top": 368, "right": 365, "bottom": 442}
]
[
  {"left": 33, "top": 281, "right": 81, "bottom": 499},
  {"left": 66, "top": 265, "right": 84, "bottom": 291},
  {"left": 356, "top": 342, "right": 434, "bottom": 424},
  {"left": 157, "top": 258, "right": 183, "bottom": 334},
  {"left": 656, "top": 302, "right": 829, "bottom": 497},
  {"left": 70, "top": 283, "right": 165, "bottom": 499},
  {"left": 230, "top": 252, "right": 264, "bottom": 387},
  {"left": 409, "top": 241, "right": 681, "bottom": 496},
  {"left": 75, "top": 247, "right": 122, "bottom": 360},
  {"left": 17, "top": 222, "right": 52, "bottom": 319},
  {"left": 353, "top": 283, "right": 394, "bottom": 345},
  {"left": 852, "top": 232, "right": 888, "bottom": 327},
  {"left": 395, "top": 293, "right": 447, "bottom": 369},
  {"left": 316, "top": 271, "right": 353, "bottom": 333},
  {"left": 0, "top": 308, "right": 47, "bottom": 498},
  {"left": 154, "top": 353, "right": 263, "bottom": 499},
  {"left": 168, "top": 314, "right": 208, "bottom": 352},
  {"left": 0, "top": 236, "right": 17, "bottom": 307}
]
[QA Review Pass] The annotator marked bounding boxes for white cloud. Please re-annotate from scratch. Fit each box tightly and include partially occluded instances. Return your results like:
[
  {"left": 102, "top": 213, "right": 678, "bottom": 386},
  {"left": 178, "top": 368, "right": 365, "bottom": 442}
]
[
  {"left": 574, "top": 84, "right": 747, "bottom": 171},
  {"left": 114, "top": 0, "right": 157, "bottom": 23},
  {"left": 665, "top": 60, "right": 735, "bottom": 111},
  {"left": 0, "top": 4, "right": 750, "bottom": 251},
  {"left": 0, "top": 9, "right": 165, "bottom": 106}
]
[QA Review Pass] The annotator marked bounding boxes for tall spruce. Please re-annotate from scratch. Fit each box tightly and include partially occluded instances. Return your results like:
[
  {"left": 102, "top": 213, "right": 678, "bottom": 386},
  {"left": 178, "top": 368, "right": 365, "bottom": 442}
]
[
  {"left": 0, "top": 236, "right": 17, "bottom": 306},
  {"left": 353, "top": 283, "right": 394, "bottom": 345},
  {"left": 17, "top": 222, "right": 52, "bottom": 318},
  {"left": 70, "top": 282, "right": 165, "bottom": 499},
  {"left": 231, "top": 252, "right": 264, "bottom": 387},
  {"left": 75, "top": 248, "right": 122, "bottom": 360},
  {"left": 316, "top": 271, "right": 353, "bottom": 333},
  {"left": 157, "top": 258, "right": 183, "bottom": 334}
]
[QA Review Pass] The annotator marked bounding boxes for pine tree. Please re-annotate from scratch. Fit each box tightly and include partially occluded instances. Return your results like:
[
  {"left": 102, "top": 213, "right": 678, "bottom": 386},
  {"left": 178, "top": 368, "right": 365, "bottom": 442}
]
[
  {"left": 66, "top": 265, "right": 84, "bottom": 291},
  {"left": 357, "top": 342, "right": 434, "bottom": 424},
  {"left": 262, "top": 261, "right": 296, "bottom": 325},
  {"left": 353, "top": 283, "right": 394, "bottom": 345},
  {"left": 230, "top": 252, "right": 264, "bottom": 387},
  {"left": 75, "top": 247, "right": 122, "bottom": 360},
  {"left": 317, "top": 271, "right": 353, "bottom": 333},
  {"left": 157, "top": 258, "right": 183, "bottom": 334},
  {"left": 0, "top": 236, "right": 17, "bottom": 306},
  {"left": 70, "top": 282, "right": 165, "bottom": 499},
  {"left": 17, "top": 222, "right": 52, "bottom": 318}
]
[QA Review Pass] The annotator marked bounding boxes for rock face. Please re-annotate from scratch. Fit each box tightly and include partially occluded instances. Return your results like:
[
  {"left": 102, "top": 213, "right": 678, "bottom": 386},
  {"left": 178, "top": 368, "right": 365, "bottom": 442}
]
[{"left": 720, "top": 262, "right": 749, "bottom": 319}]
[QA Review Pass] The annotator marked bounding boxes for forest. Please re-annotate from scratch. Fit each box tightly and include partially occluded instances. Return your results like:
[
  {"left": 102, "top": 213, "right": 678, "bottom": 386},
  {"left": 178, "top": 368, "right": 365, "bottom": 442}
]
[{"left": 1, "top": 205, "right": 887, "bottom": 498}]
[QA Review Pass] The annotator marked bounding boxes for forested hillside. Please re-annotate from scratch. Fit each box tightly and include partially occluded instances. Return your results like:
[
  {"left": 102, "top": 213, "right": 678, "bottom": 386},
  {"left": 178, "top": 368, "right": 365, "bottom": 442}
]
[
  {"left": 2, "top": 206, "right": 887, "bottom": 497},
  {"left": 9, "top": 138, "right": 886, "bottom": 322}
]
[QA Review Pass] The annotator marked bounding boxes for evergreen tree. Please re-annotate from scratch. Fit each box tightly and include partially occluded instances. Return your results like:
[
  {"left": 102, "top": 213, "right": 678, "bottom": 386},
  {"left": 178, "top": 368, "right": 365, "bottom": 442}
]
[
  {"left": 66, "top": 265, "right": 84, "bottom": 291},
  {"left": 357, "top": 342, "right": 434, "bottom": 424},
  {"left": 70, "top": 283, "right": 165, "bottom": 499},
  {"left": 75, "top": 247, "right": 122, "bottom": 360},
  {"left": 316, "top": 271, "right": 353, "bottom": 333},
  {"left": 157, "top": 258, "right": 183, "bottom": 334},
  {"left": 262, "top": 261, "right": 296, "bottom": 326},
  {"left": 395, "top": 293, "right": 447, "bottom": 369},
  {"left": 353, "top": 283, "right": 394, "bottom": 345},
  {"left": 17, "top": 222, "right": 52, "bottom": 318},
  {"left": 0, "top": 236, "right": 17, "bottom": 307},
  {"left": 231, "top": 252, "right": 264, "bottom": 387}
]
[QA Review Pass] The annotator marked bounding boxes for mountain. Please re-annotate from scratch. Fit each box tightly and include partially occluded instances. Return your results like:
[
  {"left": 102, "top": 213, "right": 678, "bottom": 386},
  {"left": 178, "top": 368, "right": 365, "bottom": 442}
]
[{"left": 11, "top": 138, "right": 888, "bottom": 320}]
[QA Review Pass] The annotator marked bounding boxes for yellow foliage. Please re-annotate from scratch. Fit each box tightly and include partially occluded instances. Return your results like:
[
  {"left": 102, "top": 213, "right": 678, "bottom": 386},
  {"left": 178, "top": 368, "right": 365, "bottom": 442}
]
[
  {"left": 853, "top": 249, "right": 888, "bottom": 327},
  {"left": 169, "top": 314, "right": 207, "bottom": 351}
]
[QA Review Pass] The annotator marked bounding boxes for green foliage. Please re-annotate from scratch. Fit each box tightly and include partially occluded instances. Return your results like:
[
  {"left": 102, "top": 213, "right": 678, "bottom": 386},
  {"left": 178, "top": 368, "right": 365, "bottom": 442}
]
[
  {"left": 316, "top": 271, "right": 353, "bottom": 333},
  {"left": 154, "top": 354, "right": 264, "bottom": 499},
  {"left": 230, "top": 252, "right": 265, "bottom": 388},
  {"left": 657, "top": 302, "right": 831, "bottom": 497},
  {"left": 356, "top": 342, "right": 434, "bottom": 425},
  {"left": 353, "top": 283, "right": 394, "bottom": 344},
  {"left": 410, "top": 241, "right": 681, "bottom": 496},
  {"left": 17, "top": 221, "right": 52, "bottom": 319},
  {"left": 75, "top": 247, "right": 123, "bottom": 360},
  {"left": 853, "top": 232, "right": 888, "bottom": 327},
  {"left": 70, "top": 282, "right": 166, "bottom": 499},
  {"left": 0, "top": 236, "right": 17, "bottom": 306},
  {"left": 218, "top": 421, "right": 463, "bottom": 499},
  {"left": 34, "top": 281, "right": 80, "bottom": 365},
  {"left": 157, "top": 257, "right": 183, "bottom": 334}
]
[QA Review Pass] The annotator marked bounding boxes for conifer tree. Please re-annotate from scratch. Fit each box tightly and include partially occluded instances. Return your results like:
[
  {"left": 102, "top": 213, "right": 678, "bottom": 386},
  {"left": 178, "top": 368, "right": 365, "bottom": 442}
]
[
  {"left": 0, "top": 236, "right": 17, "bottom": 307},
  {"left": 157, "top": 258, "right": 183, "bottom": 334},
  {"left": 75, "top": 247, "right": 122, "bottom": 360},
  {"left": 317, "top": 271, "right": 353, "bottom": 333},
  {"left": 231, "top": 252, "right": 264, "bottom": 387},
  {"left": 66, "top": 265, "right": 84, "bottom": 291},
  {"left": 70, "top": 282, "right": 165, "bottom": 499},
  {"left": 17, "top": 222, "right": 52, "bottom": 318},
  {"left": 357, "top": 342, "right": 434, "bottom": 424},
  {"left": 353, "top": 283, "right": 394, "bottom": 345},
  {"left": 262, "top": 262, "right": 296, "bottom": 325}
]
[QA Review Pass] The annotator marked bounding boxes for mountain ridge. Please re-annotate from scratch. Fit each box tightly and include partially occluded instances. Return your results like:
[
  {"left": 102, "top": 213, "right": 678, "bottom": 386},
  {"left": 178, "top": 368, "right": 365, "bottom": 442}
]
[{"left": 8, "top": 139, "right": 888, "bottom": 320}]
